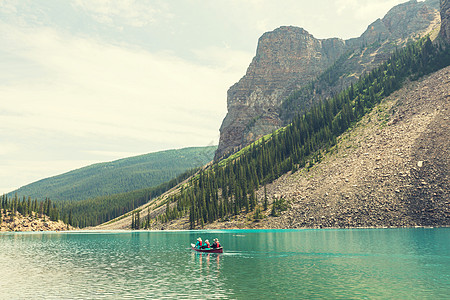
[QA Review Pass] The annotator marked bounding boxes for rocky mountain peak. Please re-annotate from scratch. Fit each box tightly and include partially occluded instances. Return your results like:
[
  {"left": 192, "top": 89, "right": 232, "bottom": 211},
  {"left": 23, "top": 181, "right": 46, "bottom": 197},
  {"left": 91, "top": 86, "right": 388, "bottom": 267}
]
[
  {"left": 216, "top": 27, "right": 346, "bottom": 160},
  {"left": 360, "top": 0, "right": 439, "bottom": 45},
  {"left": 228, "top": 26, "right": 345, "bottom": 109}
]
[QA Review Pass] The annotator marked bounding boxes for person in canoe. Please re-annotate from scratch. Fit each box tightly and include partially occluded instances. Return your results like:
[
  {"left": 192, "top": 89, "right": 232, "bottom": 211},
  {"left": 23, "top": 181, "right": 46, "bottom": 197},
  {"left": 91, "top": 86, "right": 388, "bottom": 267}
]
[
  {"left": 201, "top": 239, "right": 210, "bottom": 249},
  {"left": 212, "top": 238, "right": 220, "bottom": 249},
  {"left": 195, "top": 237, "right": 203, "bottom": 249}
]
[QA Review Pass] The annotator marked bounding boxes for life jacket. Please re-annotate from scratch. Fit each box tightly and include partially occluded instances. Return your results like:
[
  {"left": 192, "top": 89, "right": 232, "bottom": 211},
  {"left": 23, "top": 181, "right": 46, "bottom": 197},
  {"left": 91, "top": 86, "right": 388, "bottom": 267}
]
[
  {"left": 199, "top": 241, "right": 202, "bottom": 246},
  {"left": 216, "top": 242, "right": 220, "bottom": 248},
  {"left": 205, "top": 241, "right": 210, "bottom": 247}
]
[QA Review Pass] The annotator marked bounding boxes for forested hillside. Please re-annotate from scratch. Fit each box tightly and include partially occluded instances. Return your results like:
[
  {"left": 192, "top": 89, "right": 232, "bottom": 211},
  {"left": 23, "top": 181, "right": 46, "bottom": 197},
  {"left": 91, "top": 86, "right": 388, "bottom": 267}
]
[
  {"left": 9, "top": 146, "right": 216, "bottom": 202},
  {"left": 60, "top": 168, "right": 201, "bottom": 228},
  {"left": 128, "top": 36, "right": 448, "bottom": 230}
]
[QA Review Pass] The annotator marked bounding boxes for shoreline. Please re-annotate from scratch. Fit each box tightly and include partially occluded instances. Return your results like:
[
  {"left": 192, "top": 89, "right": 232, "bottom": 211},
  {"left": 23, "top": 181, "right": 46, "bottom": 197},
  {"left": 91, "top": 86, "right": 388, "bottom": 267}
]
[{"left": 2, "top": 225, "right": 449, "bottom": 234}]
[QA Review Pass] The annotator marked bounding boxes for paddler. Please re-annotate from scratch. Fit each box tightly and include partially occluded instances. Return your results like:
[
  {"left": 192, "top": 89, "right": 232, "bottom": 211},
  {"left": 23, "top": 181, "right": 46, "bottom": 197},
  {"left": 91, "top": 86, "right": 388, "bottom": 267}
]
[
  {"left": 212, "top": 238, "right": 220, "bottom": 248},
  {"left": 202, "top": 239, "right": 210, "bottom": 249},
  {"left": 195, "top": 237, "right": 202, "bottom": 249}
]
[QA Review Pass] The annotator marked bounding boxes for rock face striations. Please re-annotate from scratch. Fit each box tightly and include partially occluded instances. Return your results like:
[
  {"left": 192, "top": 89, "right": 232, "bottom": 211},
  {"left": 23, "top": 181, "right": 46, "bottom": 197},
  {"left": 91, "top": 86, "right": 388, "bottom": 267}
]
[{"left": 215, "top": 0, "right": 441, "bottom": 160}]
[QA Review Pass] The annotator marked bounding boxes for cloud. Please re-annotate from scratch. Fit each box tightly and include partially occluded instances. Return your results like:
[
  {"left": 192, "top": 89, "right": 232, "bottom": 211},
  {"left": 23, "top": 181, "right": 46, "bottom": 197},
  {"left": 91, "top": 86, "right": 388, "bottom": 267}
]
[
  {"left": 0, "top": 143, "right": 19, "bottom": 156},
  {"left": 191, "top": 46, "right": 253, "bottom": 73},
  {"left": 0, "top": 22, "right": 236, "bottom": 142},
  {"left": 73, "top": 0, "right": 173, "bottom": 27},
  {"left": 0, "top": 18, "right": 248, "bottom": 191}
]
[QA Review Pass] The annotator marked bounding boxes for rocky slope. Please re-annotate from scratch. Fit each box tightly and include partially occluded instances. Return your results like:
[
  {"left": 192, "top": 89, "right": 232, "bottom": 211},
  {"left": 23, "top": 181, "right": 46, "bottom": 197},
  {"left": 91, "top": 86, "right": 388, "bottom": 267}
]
[
  {"left": 0, "top": 210, "right": 71, "bottom": 232},
  {"left": 216, "top": 0, "right": 441, "bottom": 160},
  {"left": 255, "top": 66, "right": 449, "bottom": 229}
]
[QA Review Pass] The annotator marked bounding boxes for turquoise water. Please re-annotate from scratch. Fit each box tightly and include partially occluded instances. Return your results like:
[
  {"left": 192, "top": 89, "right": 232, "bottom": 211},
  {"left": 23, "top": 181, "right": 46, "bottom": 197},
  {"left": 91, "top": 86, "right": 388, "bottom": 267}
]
[{"left": 0, "top": 228, "right": 449, "bottom": 299}]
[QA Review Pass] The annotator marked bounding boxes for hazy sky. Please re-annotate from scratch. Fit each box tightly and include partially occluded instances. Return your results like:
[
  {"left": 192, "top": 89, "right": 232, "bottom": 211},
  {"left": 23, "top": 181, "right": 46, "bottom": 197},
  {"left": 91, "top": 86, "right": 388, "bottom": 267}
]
[{"left": 0, "top": 0, "right": 408, "bottom": 193}]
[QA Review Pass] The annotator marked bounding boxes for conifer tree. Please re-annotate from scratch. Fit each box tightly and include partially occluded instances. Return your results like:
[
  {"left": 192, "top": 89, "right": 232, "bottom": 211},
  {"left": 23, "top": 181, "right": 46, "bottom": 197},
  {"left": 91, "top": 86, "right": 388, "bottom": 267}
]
[
  {"left": 263, "top": 185, "right": 268, "bottom": 211},
  {"left": 136, "top": 210, "right": 140, "bottom": 230},
  {"left": 146, "top": 207, "right": 150, "bottom": 229}
]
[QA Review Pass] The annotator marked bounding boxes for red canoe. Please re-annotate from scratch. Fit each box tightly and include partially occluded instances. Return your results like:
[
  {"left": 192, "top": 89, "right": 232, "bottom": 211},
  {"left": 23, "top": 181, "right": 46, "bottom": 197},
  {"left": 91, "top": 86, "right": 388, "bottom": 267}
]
[{"left": 191, "top": 246, "right": 223, "bottom": 253}]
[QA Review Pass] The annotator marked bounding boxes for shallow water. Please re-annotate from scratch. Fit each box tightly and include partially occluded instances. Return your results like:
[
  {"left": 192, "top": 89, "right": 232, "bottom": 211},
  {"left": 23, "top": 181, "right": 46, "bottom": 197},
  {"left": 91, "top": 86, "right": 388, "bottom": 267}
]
[{"left": 0, "top": 228, "right": 449, "bottom": 299}]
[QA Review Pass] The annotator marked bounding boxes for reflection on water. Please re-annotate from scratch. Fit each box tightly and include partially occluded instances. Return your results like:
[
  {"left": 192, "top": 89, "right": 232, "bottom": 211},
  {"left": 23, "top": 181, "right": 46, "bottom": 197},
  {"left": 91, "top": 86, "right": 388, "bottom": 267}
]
[{"left": 0, "top": 228, "right": 449, "bottom": 299}]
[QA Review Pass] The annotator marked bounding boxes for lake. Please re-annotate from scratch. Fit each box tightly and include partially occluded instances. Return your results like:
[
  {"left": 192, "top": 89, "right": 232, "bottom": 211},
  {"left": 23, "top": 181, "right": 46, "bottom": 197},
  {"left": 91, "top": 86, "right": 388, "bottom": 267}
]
[{"left": 0, "top": 228, "right": 449, "bottom": 299}]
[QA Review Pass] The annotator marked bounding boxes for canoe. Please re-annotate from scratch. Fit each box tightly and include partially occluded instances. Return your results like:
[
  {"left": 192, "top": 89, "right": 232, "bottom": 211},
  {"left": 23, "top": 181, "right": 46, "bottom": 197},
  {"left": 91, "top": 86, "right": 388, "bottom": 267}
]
[{"left": 191, "top": 246, "right": 223, "bottom": 253}]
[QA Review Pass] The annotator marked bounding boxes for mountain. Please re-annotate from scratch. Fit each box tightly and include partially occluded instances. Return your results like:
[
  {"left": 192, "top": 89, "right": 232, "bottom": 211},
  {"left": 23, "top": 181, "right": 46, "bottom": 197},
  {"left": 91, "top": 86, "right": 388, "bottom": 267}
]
[
  {"left": 216, "top": 27, "right": 346, "bottom": 159},
  {"left": 215, "top": 0, "right": 441, "bottom": 160},
  {"left": 9, "top": 146, "right": 216, "bottom": 202}
]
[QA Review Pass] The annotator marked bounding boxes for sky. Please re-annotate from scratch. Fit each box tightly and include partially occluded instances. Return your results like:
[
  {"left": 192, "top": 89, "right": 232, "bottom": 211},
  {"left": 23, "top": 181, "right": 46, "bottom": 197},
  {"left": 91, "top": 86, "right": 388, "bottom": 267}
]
[{"left": 0, "top": 0, "right": 409, "bottom": 193}]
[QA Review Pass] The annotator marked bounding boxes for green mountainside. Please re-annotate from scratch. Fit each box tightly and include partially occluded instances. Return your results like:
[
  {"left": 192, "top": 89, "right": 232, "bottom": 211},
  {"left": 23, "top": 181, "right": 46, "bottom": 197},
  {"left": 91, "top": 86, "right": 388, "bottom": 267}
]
[{"left": 9, "top": 146, "right": 216, "bottom": 202}]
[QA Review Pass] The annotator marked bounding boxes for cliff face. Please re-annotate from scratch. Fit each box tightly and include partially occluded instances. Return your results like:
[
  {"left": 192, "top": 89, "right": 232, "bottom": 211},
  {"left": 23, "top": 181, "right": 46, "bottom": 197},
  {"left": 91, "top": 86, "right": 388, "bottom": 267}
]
[
  {"left": 216, "top": 0, "right": 441, "bottom": 160},
  {"left": 217, "top": 27, "right": 346, "bottom": 158},
  {"left": 441, "top": 0, "right": 450, "bottom": 42}
]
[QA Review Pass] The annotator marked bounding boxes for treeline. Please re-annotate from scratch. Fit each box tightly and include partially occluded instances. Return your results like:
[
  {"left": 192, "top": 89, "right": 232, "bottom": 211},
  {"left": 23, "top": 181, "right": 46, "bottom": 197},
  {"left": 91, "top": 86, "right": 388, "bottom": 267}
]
[
  {"left": 58, "top": 167, "right": 202, "bottom": 228},
  {"left": 157, "top": 37, "right": 449, "bottom": 229},
  {"left": 0, "top": 194, "right": 62, "bottom": 223}
]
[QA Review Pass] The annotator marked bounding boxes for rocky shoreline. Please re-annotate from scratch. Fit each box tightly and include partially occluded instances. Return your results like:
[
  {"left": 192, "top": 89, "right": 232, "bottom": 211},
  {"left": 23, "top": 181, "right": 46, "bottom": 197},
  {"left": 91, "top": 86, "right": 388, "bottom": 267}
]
[{"left": 0, "top": 210, "right": 72, "bottom": 232}]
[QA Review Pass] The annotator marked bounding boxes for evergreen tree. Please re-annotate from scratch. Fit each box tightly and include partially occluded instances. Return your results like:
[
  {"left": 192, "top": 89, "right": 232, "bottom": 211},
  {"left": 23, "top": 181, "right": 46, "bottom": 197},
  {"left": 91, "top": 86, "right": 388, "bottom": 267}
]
[
  {"left": 136, "top": 210, "right": 140, "bottom": 230},
  {"left": 146, "top": 206, "right": 150, "bottom": 229},
  {"left": 254, "top": 207, "right": 262, "bottom": 220},
  {"left": 263, "top": 185, "right": 268, "bottom": 211}
]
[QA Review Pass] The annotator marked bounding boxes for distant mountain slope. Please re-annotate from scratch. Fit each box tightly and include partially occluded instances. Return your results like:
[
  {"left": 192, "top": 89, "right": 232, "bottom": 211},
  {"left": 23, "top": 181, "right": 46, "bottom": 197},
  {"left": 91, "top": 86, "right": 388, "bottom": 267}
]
[{"left": 9, "top": 146, "right": 216, "bottom": 202}]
